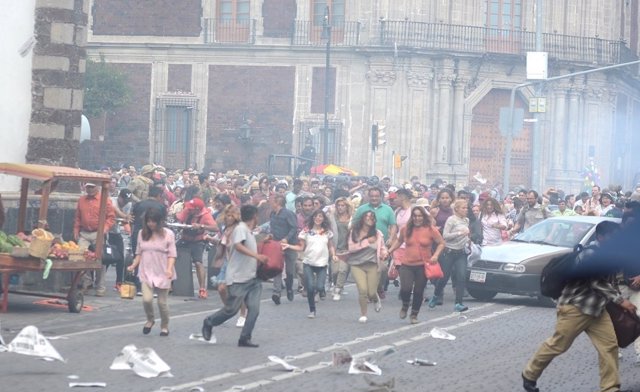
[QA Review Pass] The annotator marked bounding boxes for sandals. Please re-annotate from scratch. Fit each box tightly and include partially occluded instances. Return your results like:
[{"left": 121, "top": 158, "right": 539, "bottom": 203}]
[{"left": 198, "top": 288, "right": 208, "bottom": 299}]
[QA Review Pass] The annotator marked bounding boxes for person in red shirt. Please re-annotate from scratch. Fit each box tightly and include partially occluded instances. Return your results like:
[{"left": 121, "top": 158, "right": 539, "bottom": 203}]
[
  {"left": 176, "top": 197, "right": 218, "bottom": 298},
  {"left": 73, "top": 182, "right": 116, "bottom": 296}
]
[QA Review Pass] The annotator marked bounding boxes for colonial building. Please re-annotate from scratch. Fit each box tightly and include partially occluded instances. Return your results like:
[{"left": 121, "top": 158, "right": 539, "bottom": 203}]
[{"left": 85, "top": 0, "right": 640, "bottom": 192}]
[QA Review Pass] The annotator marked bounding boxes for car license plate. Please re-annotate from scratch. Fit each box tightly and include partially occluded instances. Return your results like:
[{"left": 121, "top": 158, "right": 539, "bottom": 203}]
[{"left": 469, "top": 270, "right": 486, "bottom": 283}]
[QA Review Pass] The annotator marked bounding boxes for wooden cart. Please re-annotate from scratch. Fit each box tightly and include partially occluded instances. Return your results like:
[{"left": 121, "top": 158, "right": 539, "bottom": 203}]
[{"left": 0, "top": 163, "right": 111, "bottom": 313}]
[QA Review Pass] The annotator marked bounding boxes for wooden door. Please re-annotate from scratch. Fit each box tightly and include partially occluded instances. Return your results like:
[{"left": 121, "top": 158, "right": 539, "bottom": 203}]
[{"left": 469, "top": 89, "right": 531, "bottom": 188}]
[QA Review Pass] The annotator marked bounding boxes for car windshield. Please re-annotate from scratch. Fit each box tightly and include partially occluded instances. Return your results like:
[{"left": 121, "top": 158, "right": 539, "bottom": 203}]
[{"left": 514, "top": 219, "right": 594, "bottom": 248}]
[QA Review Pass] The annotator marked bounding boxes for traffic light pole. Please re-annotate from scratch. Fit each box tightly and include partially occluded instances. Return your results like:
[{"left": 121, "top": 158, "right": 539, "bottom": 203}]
[
  {"left": 322, "top": 6, "right": 331, "bottom": 164},
  {"left": 502, "top": 58, "right": 640, "bottom": 194}
]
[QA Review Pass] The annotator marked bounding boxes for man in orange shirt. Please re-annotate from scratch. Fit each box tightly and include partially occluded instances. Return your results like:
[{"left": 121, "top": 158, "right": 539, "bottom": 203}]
[{"left": 74, "top": 182, "right": 116, "bottom": 296}]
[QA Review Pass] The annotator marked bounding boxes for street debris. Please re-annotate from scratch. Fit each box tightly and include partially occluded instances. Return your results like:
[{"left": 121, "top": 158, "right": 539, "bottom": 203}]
[
  {"left": 68, "top": 375, "right": 80, "bottom": 379},
  {"left": 348, "top": 359, "right": 382, "bottom": 376},
  {"left": 110, "top": 344, "right": 173, "bottom": 378},
  {"left": 2, "top": 325, "right": 65, "bottom": 362},
  {"left": 406, "top": 358, "right": 437, "bottom": 366},
  {"left": 363, "top": 375, "right": 395, "bottom": 392},
  {"left": 267, "top": 355, "right": 298, "bottom": 371},
  {"left": 332, "top": 348, "right": 353, "bottom": 366},
  {"left": 188, "top": 387, "right": 205, "bottom": 392},
  {"left": 69, "top": 382, "right": 107, "bottom": 388},
  {"left": 429, "top": 327, "right": 456, "bottom": 340},
  {"left": 189, "top": 333, "right": 216, "bottom": 344}
]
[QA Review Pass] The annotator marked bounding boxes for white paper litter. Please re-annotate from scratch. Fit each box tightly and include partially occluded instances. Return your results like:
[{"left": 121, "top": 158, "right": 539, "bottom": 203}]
[
  {"left": 67, "top": 375, "right": 80, "bottom": 380},
  {"left": 110, "top": 345, "right": 173, "bottom": 378},
  {"left": 348, "top": 360, "right": 382, "bottom": 376},
  {"left": 5, "top": 325, "right": 65, "bottom": 362},
  {"left": 69, "top": 382, "right": 107, "bottom": 388},
  {"left": 110, "top": 344, "right": 138, "bottom": 370},
  {"left": 429, "top": 327, "right": 456, "bottom": 340},
  {"left": 268, "top": 355, "right": 298, "bottom": 371},
  {"left": 189, "top": 333, "right": 217, "bottom": 344},
  {"left": 406, "top": 358, "right": 437, "bottom": 366}
]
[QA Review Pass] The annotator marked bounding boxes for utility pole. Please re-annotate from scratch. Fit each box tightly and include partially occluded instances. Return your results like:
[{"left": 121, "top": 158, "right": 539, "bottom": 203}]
[
  {"left": 530, "top": 0, "right": 543, "bottom": 191},
  {"left": 322, "top": 5, "right": 331, "bottom": 164}
]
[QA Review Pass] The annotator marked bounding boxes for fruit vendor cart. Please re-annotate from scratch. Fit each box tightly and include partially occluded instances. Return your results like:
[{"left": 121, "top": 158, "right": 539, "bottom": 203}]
[{"left": 0, "top": 163, "right": 111, "bottom": 313}]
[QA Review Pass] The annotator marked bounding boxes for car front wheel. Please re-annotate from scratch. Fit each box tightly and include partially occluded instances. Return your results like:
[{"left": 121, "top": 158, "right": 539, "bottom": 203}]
[{"left": 467, "top": 288, "right": 498, "bottom": 301}]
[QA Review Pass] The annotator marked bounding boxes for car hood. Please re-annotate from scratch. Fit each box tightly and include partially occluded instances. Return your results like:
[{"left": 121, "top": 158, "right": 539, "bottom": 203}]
[{"left": 480, "top": 242, "right": 570, "bottom": 264}]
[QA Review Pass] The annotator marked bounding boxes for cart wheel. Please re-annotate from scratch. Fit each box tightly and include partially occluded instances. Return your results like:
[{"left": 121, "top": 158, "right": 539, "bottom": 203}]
[{"left": 68, "top": 290, "right": 84, "bottom": 313}]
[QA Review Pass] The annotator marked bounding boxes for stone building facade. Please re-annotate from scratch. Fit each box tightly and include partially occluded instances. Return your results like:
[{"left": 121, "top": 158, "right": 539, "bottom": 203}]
[{"left": 85, "top": 0, "right": 640, "bottom": 192}]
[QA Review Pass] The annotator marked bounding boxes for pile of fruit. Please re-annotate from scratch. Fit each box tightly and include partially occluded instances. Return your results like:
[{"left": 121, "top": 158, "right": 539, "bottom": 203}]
[
  {"left": 0, "top": 231, "right": 29, "bottom": 253},
  {"left": 48, "top": 241, "right": 81, "bottom": 259}
]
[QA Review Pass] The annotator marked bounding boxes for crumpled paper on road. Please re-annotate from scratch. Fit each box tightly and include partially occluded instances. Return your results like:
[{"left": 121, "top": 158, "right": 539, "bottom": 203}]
[
  {"left": 429, "top": 327, "right": 456, "bottom": 340},
  {"left": 110, "top": 344, "right": 173, "bottom": 378},
  {"left": 348, "top": 359, "right": 382, "bottom": 376},
  {"left": 268, "top": 355, "right": 299, "bottom": 371},
  {"left": 2, "top": 325, "right": 65, "bottom": 362},
  {"left": 189, "top": 333, "right": 217, "bottom": 344},
  {"left": 332, "top": 348, "right": 353, "bottom": 366}
]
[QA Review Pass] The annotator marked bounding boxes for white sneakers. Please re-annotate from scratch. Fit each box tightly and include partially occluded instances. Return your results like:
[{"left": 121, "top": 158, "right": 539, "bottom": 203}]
[
  {"left": 307, "top": 311, "right": 316, "bottom": 319},
  {"left": 332, "top": 293, "right": 341, "bottom": 301},
  {"left": 358, "top": 316, "right": 367, "bottom": 323},
  {"left": 236, "top": 316, "right": 246, "bottom": 328}
]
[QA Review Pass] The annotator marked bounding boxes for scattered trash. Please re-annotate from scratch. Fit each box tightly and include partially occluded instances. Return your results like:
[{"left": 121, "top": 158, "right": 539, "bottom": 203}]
[
  {"left": 189, "top": 387, "right": 205, "bottom": 392},
  {"left": 458, "top": 314, "right": 468, "bottom": 320},
  {"left": 189, "top": 333, "right": 216, "bottom": 344},
  {"left": 406, "top": 358, "right": 437, "bottom": 366},
  {"left": 267, "top": 355, "right": 298, "bottom": 371},
  {"left": 69, "top": 382, "right": 107, "bottom": 388},
  {"left": 348, "top": 359, "right": 382, "bottom": 376},
  {"left": 363, "top": 375, "right": 395, "bottom": 391},
  {"left": 68, "top": 375, "right": 80, "bottom": 380},
  {"left": 110, "top": 345, "right": 173, "bottom": 378},
  {"left": 4, "top": 325, "right": 65, "bottom": 362},
  {"left": 429, "top": 327, "right": 456, "bottom": 340},
  {"left": 332, "top": 348, "right": 353, "bottom": 366}
]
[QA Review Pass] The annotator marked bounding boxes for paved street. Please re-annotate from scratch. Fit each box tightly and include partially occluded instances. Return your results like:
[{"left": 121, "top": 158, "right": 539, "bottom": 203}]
[{"left": 1, "top": 270, "right": 640, "bottom": 392}]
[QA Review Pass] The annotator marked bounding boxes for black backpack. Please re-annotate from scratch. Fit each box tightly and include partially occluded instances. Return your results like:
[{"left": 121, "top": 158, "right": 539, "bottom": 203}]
[{"left": 540, "top": 244, "right": 593, "bottom": 299}]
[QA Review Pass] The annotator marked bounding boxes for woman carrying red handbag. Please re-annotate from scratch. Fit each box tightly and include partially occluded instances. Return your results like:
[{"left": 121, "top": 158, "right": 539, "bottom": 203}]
[{"left": 388, "top": 206, "right": 445, "bottom": 324}]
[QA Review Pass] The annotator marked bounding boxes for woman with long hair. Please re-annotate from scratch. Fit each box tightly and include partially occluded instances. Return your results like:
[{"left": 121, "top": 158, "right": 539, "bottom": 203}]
[
  {"left": 389, "top": 206, "right": 445, "bottom": 323},
  {"left": 429, "top": 199, "right": 471, "bottom": 312},
  {"left": 480, "top": 198, "right": 507, "bottom": 246},
  {"left": 346, "top": 211, "right": 388, "bottom": 323},
  {"left": 430, "top": 189, "right": 455, "bottom": 233},
  {"left": 127, "top": 208, "right": 177, "bottom": 336},
  {"left": 285, "top": 210, "right": 336, "bottom": 318},
  {"left": 328, "top": 196, "right": 353, "bottom": 300}
]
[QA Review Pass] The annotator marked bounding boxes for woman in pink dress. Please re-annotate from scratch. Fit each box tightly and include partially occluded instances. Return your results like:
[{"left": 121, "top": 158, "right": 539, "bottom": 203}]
[{"left": 127, "top": 208, "right": 177, "bottom": 336}]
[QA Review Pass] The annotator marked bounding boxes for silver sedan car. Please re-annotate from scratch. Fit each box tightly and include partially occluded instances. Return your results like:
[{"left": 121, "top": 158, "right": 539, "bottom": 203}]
[{"left": 465, "top": 215, "right": 621, "bottom": 305}]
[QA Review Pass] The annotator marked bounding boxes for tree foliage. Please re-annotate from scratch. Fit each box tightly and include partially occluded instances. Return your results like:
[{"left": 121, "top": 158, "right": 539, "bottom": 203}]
[{"left": 83, "top": 59, "right": 130, "bottom": 118}]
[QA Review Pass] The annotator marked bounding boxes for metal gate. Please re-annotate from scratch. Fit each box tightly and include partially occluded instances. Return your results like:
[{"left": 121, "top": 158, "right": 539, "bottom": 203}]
[{"left": 154, "top": 96, "right": 199, "bottom": 170}]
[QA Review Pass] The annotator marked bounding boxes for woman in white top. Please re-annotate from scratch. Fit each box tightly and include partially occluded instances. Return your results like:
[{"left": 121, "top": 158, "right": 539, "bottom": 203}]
[
  {"left": 480, "top": 197, "right": 508, "bottom": 246},
  {"left": 286, "top": 210, "right": 336, "bottom": 318}
]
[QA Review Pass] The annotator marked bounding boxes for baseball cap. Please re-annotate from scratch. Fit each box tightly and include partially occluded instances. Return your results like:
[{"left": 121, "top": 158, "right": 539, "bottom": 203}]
[{"left": 186, "top": 197, "right": 206, "bottom": 210}]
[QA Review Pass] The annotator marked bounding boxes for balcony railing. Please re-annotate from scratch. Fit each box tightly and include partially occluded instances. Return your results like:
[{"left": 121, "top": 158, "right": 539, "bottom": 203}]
[
  {"left": 204, "top": 18, "right": 256, "bottom": 44},
  {"left": 201, "top": 18, "right": 635, "bottom": 66},
  {"left": 376, "top": 21, "right": 634, "bottom": 65},
  {"left": 290, "top": 20, "right": 362, "bottom": 46}
]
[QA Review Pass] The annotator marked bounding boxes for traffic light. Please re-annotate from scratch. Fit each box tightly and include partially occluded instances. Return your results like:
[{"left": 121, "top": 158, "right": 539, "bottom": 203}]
[
  {"left": 371, "top": 123, "right": 387, "bottom": 151},
  {"left": 377, "top": 124, "right": 387, "bottom": 146},
  {"left": 393, "top": 153, "right": 401, "bottom": 169}
]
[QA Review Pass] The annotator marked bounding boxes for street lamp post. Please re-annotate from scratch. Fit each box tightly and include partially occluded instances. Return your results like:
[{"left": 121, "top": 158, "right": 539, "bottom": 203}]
[{"left": 322, "top": 5, "right": 331, "bottom": 164}]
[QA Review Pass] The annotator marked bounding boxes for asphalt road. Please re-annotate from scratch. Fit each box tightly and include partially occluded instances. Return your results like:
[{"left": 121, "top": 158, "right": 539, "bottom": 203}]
[{"left": 1, "top": 270, "right": 640, "bottom": 392}]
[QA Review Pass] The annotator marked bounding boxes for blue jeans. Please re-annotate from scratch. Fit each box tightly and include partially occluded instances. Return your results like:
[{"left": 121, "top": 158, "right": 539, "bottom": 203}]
[
  {"left": 303, "top": 264, "right": 327, "bottom": 312},
  {"left": 433, "top": 248, "right": 468, "bottom": 304},
  {"left": 204, "top": 278, "right": 262, "bottom": 341}
]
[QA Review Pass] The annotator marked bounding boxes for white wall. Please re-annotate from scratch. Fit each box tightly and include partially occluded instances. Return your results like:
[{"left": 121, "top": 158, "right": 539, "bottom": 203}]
[{"left": 0, "top": 0, "right": 35, "bottom": 191}]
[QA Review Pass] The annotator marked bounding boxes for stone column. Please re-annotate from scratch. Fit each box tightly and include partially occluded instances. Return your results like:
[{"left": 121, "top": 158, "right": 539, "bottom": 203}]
[
  {"left": 566, "top": 88, "right": 581, "bottom": 172},
  {"left": 27, "top": 0, "right": 90, "bottom": 166},
  {"left": 551, "top": 86, "right": 566, "bottom": 171},
  {"left": 451, "top": 77, "right": 466, "bottom": 165},
  {"left": 436, "top": 74, "right": 453, "bottom": 165}
]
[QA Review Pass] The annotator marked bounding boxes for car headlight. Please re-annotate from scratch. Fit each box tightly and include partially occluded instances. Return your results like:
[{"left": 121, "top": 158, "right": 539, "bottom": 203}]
[{"left": 503, "top": 263, "right": 526, "bottom": 273}]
